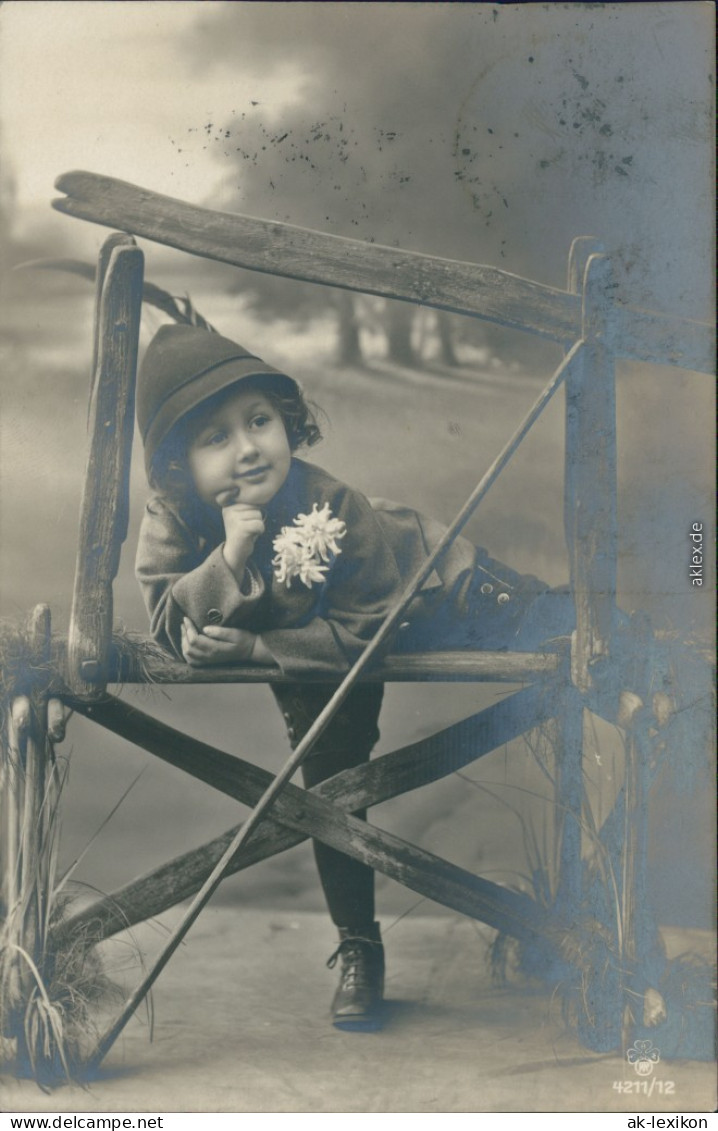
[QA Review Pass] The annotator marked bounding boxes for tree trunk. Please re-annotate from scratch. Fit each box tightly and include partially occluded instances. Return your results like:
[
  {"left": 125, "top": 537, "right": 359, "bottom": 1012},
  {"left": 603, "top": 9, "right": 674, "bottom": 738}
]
[
  {"left": 385, "top": 302, "right": 416, "bottom": 366},
  {"left": 437, "top": 310, "right": 459, "bottom": 366},
  {"left": 333, "top": 290, "right": 363, "bottom": 367}
]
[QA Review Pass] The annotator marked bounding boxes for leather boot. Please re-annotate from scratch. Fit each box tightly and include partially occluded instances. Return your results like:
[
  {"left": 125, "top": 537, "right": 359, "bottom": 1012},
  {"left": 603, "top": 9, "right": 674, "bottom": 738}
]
[{"left": 326, "top": 923, "right": 385, "bottom": 1031}]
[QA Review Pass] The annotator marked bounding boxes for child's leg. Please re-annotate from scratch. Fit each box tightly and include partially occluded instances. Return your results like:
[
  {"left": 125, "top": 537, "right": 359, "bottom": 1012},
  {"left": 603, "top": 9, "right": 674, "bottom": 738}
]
[
  {"left": 270, "top": 681, "right": 385, "bottom": 1029},
  {"left": 301, "top": 749, "right": 376, "bottom": 930},
  {"left": 395, "top": 556, "right": 576, "bottom": 655},
  {"left": 271, "top": 682, "right": 383, "bottom": 928}
]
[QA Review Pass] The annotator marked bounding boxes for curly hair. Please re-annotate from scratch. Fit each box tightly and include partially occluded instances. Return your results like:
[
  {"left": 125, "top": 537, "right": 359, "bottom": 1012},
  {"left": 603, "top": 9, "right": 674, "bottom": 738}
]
[{"left": 148, "top": 375, "right": 323, "bottom": 501}]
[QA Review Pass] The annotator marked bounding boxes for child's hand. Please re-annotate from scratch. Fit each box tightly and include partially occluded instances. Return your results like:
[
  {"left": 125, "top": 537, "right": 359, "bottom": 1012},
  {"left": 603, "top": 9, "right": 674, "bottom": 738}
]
[
  {"left": 181, "top": 616, "right": 256, "bottom": 666},
  {"left": 221, "top": 503, "right": 265, "bottom": 575}
]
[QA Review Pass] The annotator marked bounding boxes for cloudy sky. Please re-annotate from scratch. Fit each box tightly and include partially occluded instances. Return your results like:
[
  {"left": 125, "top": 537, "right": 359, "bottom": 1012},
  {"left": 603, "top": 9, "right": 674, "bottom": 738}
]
[
  {"left": 1, "top": 1, "right": 714, "bottom": 315},
  {"left": 0, "top": 1, "right": 303, "bottom": 212}
]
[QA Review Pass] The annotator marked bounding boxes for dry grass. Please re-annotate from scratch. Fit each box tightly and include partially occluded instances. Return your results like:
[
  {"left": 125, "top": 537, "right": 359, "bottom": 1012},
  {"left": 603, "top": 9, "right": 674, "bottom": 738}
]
[
  {"left": 477, "top": 696, "right": 715, "bottom": 1060},
  {"left": 0, "top": 619, "right": 131, "bottom": 1084},
  {"left": 0, "top": 720, "right": 123, "bottom": 1084}
]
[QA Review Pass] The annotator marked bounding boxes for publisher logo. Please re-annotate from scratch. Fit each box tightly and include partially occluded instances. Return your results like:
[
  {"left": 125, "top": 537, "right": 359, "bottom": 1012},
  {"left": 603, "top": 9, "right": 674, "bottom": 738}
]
[{"left": 627, "top": 1039, "right": 660, "bottom": 1076}]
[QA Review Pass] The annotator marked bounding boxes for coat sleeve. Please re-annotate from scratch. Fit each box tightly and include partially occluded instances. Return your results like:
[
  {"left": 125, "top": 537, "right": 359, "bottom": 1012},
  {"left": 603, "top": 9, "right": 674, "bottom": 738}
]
[
  {"left": 135, "top": 498, "right": 265, "bottom": 659},
  {"left": 257, "top": 486, "right": 405, "bottom": 677}
]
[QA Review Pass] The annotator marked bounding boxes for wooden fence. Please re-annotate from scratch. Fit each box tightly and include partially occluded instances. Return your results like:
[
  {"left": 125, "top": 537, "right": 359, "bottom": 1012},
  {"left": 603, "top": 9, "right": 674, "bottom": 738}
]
[{"left": 2, "top": 171, "right": 713, "bottom": 1074}]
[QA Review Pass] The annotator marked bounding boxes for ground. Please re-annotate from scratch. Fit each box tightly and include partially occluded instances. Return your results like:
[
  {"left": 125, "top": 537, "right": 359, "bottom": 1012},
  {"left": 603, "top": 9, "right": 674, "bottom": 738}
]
[{"left": 1, "top": 911, "right": 715, "bottom": 1114}]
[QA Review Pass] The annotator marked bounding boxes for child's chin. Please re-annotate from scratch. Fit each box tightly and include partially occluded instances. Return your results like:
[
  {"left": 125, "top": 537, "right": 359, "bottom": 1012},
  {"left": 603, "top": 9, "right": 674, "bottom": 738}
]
[{"left": 240, "top": 484, "right": 277, "bottom": 506}]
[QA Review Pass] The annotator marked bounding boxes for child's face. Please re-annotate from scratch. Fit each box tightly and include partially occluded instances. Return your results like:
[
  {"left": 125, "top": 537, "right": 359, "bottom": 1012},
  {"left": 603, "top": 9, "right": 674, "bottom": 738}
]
[{"left": 186, "top": 386, "right": 292, "bottom": 509}]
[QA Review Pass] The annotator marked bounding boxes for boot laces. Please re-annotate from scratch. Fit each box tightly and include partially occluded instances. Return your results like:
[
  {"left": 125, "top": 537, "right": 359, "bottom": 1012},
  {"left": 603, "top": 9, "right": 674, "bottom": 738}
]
[{"left": 326, "top": 936, "right": 379, "bottom": 988}]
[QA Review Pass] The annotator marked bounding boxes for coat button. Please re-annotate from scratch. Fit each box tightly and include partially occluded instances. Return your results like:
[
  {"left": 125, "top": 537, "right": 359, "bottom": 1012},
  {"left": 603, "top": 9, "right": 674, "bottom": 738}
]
[
  {"left": 206, "top": 608, "right": 223, "bottom": 624},
  {"left": 497, "top": 592, "right": 510, "bottom": 605},
  {"left": 286, "top": 725, "right": 296, "bottom": 741},
  {"left": 399, "top": 621, "right": 411, "bottom": 631},
  {"left": 480, "top": 582, "right": 493, "bottom": 595}
]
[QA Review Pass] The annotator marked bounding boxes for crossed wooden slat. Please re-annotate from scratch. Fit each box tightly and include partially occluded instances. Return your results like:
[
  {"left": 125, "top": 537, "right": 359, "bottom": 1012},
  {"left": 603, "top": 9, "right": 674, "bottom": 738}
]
[{"left": 57, "top": 680, "right": 562, "bottom": 950}]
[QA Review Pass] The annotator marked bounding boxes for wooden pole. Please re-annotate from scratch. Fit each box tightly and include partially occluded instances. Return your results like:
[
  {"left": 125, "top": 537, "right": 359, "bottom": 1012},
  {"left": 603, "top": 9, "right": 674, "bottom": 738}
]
[
  {"left": 216, "top": 338, "right": 584, "bottom": 774},
  {"left": 67, "top": 240, "right": 144, "bottom": 697},
  {"left": 84, "top": 705, "right": 546, "bottom": 1070},
  {"left": 84, "top": 340, "right": 582, "bottom": 1070},
  {"left": 59, "top": 683, "right": 554, "bottom": 943}
]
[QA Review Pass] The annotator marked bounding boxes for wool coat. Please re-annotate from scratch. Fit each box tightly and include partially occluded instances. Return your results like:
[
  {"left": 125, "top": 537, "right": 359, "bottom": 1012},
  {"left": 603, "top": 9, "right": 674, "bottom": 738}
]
[{"left": 136, "top": 457, "right": 571, "bottom": 677}]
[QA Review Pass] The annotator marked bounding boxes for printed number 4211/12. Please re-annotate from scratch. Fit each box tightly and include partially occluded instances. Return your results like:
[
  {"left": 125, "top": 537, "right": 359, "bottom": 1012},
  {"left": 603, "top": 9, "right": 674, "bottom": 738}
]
[{"left": 613, "top": 1080, "right": 675, "bottom": 1095}]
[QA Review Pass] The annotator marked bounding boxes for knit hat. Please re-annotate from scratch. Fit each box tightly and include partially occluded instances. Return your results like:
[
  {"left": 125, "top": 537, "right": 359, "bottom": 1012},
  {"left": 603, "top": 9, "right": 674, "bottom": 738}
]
[{"left": 137, "top": 325, "right": 300, "bottom": 476}]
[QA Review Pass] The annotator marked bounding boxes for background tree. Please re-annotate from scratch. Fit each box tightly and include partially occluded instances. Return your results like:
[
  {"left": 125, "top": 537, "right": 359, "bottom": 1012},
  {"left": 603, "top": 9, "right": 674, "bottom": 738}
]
[{"left": 174, "top": 3, "right": 710, "bottom": 363}]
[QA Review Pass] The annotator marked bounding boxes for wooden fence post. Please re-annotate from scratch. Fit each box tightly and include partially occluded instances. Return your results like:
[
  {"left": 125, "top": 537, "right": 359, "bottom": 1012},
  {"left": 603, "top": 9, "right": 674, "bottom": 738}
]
[
  {"left": 564, "top": 237, "right": 605, "bottom": 569},
  {"left": 553, "top": 237, "right": 607, "bottom": 913},
  {"left": 18, "top": 607, "right": 52, "bottom": 985},
  {"left": 89, "top": 232, "right": 137, "bottom": 405},
  {"left": 617, "top": 612, "right": 665, "bottom": 1045},
  {"left": 554, "top": 684, "right": 585, "bottom": 914},
  {"left": 1, "top": 605, "right": 53, "bottom": 1059},
  {"left": 1, "top": 701, "right": 28, "bottom": 1029},
  {"left": 569, "top": 251, "right": 619, "bottom": 692},
  {"left": 560, "top": 239, "right": 626, "bottom": 1045},
  {"left": 67, "top": 237, "right": 144, "bottom": 697},
  {"left": 621, "top": 716, "right": 647, "bottom": 1031}
]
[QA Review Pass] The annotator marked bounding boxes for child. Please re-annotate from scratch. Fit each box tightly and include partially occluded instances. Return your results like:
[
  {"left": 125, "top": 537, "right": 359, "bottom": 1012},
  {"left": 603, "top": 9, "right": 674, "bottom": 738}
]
[{"left": 135, "top": 324, "right": 574, "bottom": 1031}]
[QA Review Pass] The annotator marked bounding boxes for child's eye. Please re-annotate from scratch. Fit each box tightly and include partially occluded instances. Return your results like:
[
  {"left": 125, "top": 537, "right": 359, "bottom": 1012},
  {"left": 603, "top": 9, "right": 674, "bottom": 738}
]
[
  {"left": 250, "top": 414, "right": 270, "bottom": 429},
  {"left": 206, "top": 430, "right": 227, "bottom": 446}
]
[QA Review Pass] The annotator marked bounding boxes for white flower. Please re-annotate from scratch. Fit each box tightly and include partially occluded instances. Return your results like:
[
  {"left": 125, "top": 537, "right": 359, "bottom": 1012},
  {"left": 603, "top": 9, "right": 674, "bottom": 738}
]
[
  {"left": 297, "top": 557, "right": 331, "bottom": 587},
  {"left": 292, "top": 503, "right": 347, "bottom": 562},
  {"left": 272, "top": 502, "right": 346, "bottom": 589}
]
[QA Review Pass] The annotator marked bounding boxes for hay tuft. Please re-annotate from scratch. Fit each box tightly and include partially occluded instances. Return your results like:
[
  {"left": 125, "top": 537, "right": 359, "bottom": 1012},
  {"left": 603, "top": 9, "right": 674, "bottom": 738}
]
[
  {"left": 1, "top": 904, "right": 123, "bottom": 1084},
  {"left": 109, "top": 625, "right": 181, "bottom": 686},
  {"left": 1, "top": 617, "right": 131, "bottom": 1084},
  {"left": 0, "top": 620, "right": 59, "bottom": 718}
]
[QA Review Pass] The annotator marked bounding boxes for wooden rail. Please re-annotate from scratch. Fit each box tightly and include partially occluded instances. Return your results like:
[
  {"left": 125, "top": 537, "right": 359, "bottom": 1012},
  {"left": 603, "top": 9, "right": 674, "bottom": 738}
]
[
  {"left": 108, "top": 646, "right": 563, "bottom": 685},
  {"left": 53, "top": 172, "right": 714, "bottom": 373}
]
